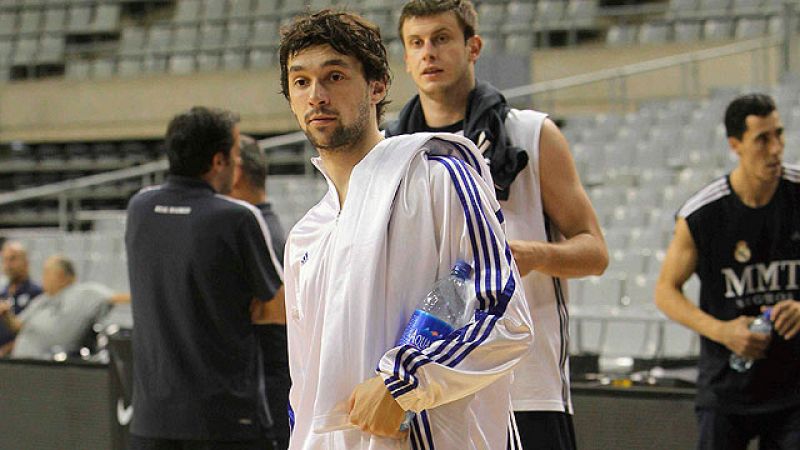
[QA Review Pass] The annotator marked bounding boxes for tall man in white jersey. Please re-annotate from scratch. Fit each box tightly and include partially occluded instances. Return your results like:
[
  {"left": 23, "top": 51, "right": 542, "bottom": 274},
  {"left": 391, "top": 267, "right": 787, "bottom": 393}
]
[
  {"left": 279, "top": 9, "right": 534, "bottom": 450},
  {"left": 385, "top": 2, "right": 608, "bottom": 449}
]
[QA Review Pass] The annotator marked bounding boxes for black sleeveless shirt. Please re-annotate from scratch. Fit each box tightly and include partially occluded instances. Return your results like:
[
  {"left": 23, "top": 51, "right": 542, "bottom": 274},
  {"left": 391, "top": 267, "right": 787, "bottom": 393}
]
[{"left": 679, "top": 165, "right": 800, "bottom": 414}]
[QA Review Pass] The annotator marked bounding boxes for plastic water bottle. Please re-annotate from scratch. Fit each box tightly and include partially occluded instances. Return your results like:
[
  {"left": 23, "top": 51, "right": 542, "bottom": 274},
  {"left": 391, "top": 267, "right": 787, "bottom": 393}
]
[
  {"left": 395, "top": 259, "right": 473, "bottom": 430},
  {"left": 729, "top": 308, "right": 773, "bottom": 373},
  {"left": 397, "top": 259, "right": 473, "bottom": 351}
]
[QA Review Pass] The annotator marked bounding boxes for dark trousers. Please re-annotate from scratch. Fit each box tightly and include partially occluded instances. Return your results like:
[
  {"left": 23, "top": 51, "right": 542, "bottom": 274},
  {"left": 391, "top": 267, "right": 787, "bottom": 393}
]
[
  {"left": 696, "top": 405, "right": 800, "bottom": 450},
  {"left": 256, "top": 324, "right": 291, "bottom": 450},
  {"left": 514, "top": 411, "right": 577, "bottom": 450},
  {"left": 129, "top": 434, "right": 275, "bottom": 450}
]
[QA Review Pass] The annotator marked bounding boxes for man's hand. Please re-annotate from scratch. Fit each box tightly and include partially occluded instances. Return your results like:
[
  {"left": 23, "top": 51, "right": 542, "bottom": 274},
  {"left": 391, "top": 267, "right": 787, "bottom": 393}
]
[
  {"left": 719, "top": 316, "right": 771, "bottom": 360},
  {"left": 348, "top": 375, "right": 408, "bottom": 439},
  {"left": 768, "top": 300, "right": 800, "bottom": 340},
  {"left": 0, "top": 299, "right": 11, "bottom": 317},
  {"left": 509, "top": 240, "right": 545, "bottom": 277}
]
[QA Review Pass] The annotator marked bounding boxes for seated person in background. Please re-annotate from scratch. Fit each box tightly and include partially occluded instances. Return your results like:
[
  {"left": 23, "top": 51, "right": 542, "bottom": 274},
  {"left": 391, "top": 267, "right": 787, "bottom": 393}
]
[
  {"left": 0, "top": 254, "right": 129, "bottom": 359},
  {"left": 0, "top": 241, "right": 43, "bottom": 347}
]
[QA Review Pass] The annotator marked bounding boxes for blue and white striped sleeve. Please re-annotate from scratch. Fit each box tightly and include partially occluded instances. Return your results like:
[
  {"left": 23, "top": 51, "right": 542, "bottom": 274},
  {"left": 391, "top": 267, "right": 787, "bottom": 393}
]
[{"left": 377, "top": 154, "right": 534, "bottom": 413}]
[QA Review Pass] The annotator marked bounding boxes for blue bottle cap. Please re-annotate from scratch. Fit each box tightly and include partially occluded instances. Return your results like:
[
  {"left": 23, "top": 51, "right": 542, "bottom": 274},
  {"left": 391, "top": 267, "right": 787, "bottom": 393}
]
[
  {"left": 763, "top": 307, "right": 772, "bottom": 321},
  {"left": 451, "top": 259, "right": 473, "bottom": 280}
]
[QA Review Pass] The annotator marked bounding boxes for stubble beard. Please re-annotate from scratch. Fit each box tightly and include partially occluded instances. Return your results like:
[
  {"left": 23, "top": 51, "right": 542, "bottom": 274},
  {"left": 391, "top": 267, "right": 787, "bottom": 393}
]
[{"left": 305, "top": 97, "right": 370, "bottom": 153}]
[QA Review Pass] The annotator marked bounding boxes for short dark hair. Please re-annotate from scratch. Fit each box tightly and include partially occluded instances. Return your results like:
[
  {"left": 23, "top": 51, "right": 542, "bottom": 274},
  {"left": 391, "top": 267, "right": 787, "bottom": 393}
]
[
  {"left": 165, "top": 106, "right": 240, "bottom": 177},
  {"left": 279, "top": 9, "right": 391, "bottom": 122},
  {"left": 398, "top": 0, "right": 478, "bottom": 43},
  {"left": 53, "top": 255, "right": 75, "bottom": 279},
  {"left": 238, "top": 135, "right": 268, "bottom": 190},
  {"left": 724, "top": 93, "right": 776, "bottom": 140}
]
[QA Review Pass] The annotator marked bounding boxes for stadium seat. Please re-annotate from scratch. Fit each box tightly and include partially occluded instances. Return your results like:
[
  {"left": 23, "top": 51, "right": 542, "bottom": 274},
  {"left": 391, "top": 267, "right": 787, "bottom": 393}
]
[
  {"left": 660, "top": 321, "right": 699, "bottom": 358},
  {"left": 196, "top": 51, "right": 220, "bottom": 71},
  {"left": 172, "top": 26, "right": 198, "bottom": 52},
  {"left": 674, "top": 20, "right": 703, "bottom": 42},
  {"left": 623, "top": 274, "right": 659, "bottom": 306},
  {"left": 12, "top": 37, "right": 37, "bottom": 65},
  {"left": 249, "top": 48, "right": 274, "bottom": 69},
  {"left": 628, "top": 227, "right": 667, "bottom": 252},
  {"left": 567, "top": 0, "right": 599, "bottom": 27},
  {"left": 502, "top": 1, "right": 535, "bottom": 33},
  {"left": 0, "top": 12, "right": 16, "bottom": 37},
  {"left": 37, "top": 36, "right": 64, "bottom": 64},
  {"left": 175, "top": 0, "right": 202, "bottom": 23},
  {"left": 476, "top": 3, "right": 505, "bottom": 33},
  {"left": 537, "top": 0, "right": 566, "bottom": 26},
  {"left": 254, "top": 0, "right": 280, "bottom": 16},
  {"left": 479, "top": 33, "right": 502, "bottom": 55},
  {"left": 703, "top": 18, "right": 734, "bottom": 40},
  {"left": 92, "top": 58, "right": 115, "bottom": 79},
  {"left": 608, "top": 249, "right": 650, "bottom": 278},
  {"left": 601, "top": 321, "right": 658, "bottom": 359},
  {"left": 735, "top": 17, "right": 767, "bottom": 39},
  {"left": 222, "top": 50, "right": 247, "bottom": 71},
  {"left": 0, "top": 39, "right": 13, "bottom": 66},
  {"left": 582, "top": 275, "right": 624, "bottom": 307},
  {"left": 698, "top": 0, "right": 731, "bottom": 12},
  {"left": 229, "top": 0, "right": 253, "bottom": 18},
  {"left": 606, "top": 25, "right": 637, "bottom": 46},
  {"left": 92, "top": 4, "right": 120, "bottom": 33},
  {"left": 669, "top": 0, "right": 699, "bottom": 13},
  {"left": 253, "top": 19, "right": 279, "bottom": 45},
  {"left": 149, "top": 26, "right": 173, "bottom": 54},
  {"left": 119, "top": 27, "right": 146, "bottom": 56},
  {"left": 142, "top": 55, "right": 167, "bottom": 74},
  {"left": 767, "top": 15, "right": 784, "bottom": 35},
  {"left": 19, "top": 9, "right": 41, "bottom": 34},
  {"left": 199, "top": 24, "right": 225, "bottom": 50},
  {"left": 225, "top": 21, "right": 252, "bottom": 48},
  {"left": 65, "top": 59, "right": 91, "bottom": 79},
  {"left": 67, "top": 5, "right": 92, "bottom": 33},
  {"left": 504, "top": 34, "right": 534, "bottom": 55},
  {"left": 202, "top": 0, "right": 227, "bottom": 22},
  {"left": 568, "top": 278, "right": 585, "bottom": 305},
  {"left": 117, "top": 57, "right": 142, "bottom": 77},
  {"left": 43, "top": 7, "right": 66, "bottom": 33},
  {"left": 639, "top": 22, "right": 670, "bottom": 44},
  {"left": 732, "top": 0, "right": 762, "bottom": 13},
  {"left": 168, "top": 54, "right": 195, "bottom": 74}
]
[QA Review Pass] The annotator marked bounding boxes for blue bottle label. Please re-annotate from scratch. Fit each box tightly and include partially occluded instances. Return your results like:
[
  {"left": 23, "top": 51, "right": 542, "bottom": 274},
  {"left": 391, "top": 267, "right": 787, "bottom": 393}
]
[{"left": 397, "top": 310, "right": 454, "bottom": 350}]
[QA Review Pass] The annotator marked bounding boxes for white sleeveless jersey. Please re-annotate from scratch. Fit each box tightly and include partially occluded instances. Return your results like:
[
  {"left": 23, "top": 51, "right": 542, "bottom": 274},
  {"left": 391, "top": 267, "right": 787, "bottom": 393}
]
[{"left": 449, "top": 109, "right": 572, "bottom": 413}]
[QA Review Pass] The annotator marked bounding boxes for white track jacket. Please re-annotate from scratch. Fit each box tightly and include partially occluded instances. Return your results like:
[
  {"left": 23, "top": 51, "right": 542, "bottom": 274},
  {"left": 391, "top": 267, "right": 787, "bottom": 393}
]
[{"left": 283, "top": 133, "right": 534, "bottom": 450}]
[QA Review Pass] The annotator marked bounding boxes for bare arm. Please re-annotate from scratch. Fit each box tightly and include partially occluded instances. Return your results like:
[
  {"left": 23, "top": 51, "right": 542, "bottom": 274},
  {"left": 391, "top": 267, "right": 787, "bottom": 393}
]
[
  {"left": 251, "top": 286, "right": 286, "bottom": 325},
  {"left": 510, "top": 119, "right": 608, "bottom": 278},
  {"left": 0, "top": 301, "right": 22, "bottom": 334},
  {"left": 655, "top": 218, "right": 769, "bottom": 359},
  {"left": 109, "top": 293, "right": 131, "bottom": 304}
]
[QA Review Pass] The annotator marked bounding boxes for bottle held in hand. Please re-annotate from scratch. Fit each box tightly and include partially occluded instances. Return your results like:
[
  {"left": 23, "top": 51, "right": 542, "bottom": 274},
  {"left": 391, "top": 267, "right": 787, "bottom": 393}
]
[
  {"left": 395, "top": 259, "right": 473, "bottom": 431},
  {"left": 729, "top": 308, "right": 773, "bottom": 373}
]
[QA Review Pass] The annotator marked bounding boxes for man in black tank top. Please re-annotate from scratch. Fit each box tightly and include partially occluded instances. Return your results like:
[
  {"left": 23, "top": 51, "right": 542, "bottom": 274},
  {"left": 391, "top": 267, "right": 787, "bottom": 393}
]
[{"left": 656, "top": 93, "right": 800, "bottom": 450}]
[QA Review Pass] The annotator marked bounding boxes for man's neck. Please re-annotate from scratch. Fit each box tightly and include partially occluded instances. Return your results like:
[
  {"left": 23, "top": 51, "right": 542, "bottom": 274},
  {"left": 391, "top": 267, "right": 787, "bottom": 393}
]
[
  {"left": 6, "top": 276, "right": 26, "bottom": 294},
  {"left": 231, "top": 189, "right": 266, "bottom": 207},
  {"left": 417, "top": 79, "right": 474, "bottom": 128},
  {"left": 730, "top": 166, "right": 780, "bottom": 208},
  {"left": 319, "top": 128, "right": 384, "bottom": 208}
]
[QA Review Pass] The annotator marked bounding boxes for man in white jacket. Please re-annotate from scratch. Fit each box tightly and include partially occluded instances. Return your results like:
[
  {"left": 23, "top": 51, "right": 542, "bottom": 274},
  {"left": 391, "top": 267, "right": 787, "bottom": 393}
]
[{"left": 279, "top": 9, "right": 534, "bottom": 450}]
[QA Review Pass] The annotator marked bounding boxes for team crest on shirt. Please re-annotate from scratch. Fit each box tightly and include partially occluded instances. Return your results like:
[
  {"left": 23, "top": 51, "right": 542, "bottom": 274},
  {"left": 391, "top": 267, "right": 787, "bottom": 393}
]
[{"left": 734, "top": 240, "right": 751, "bottom": 263}]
